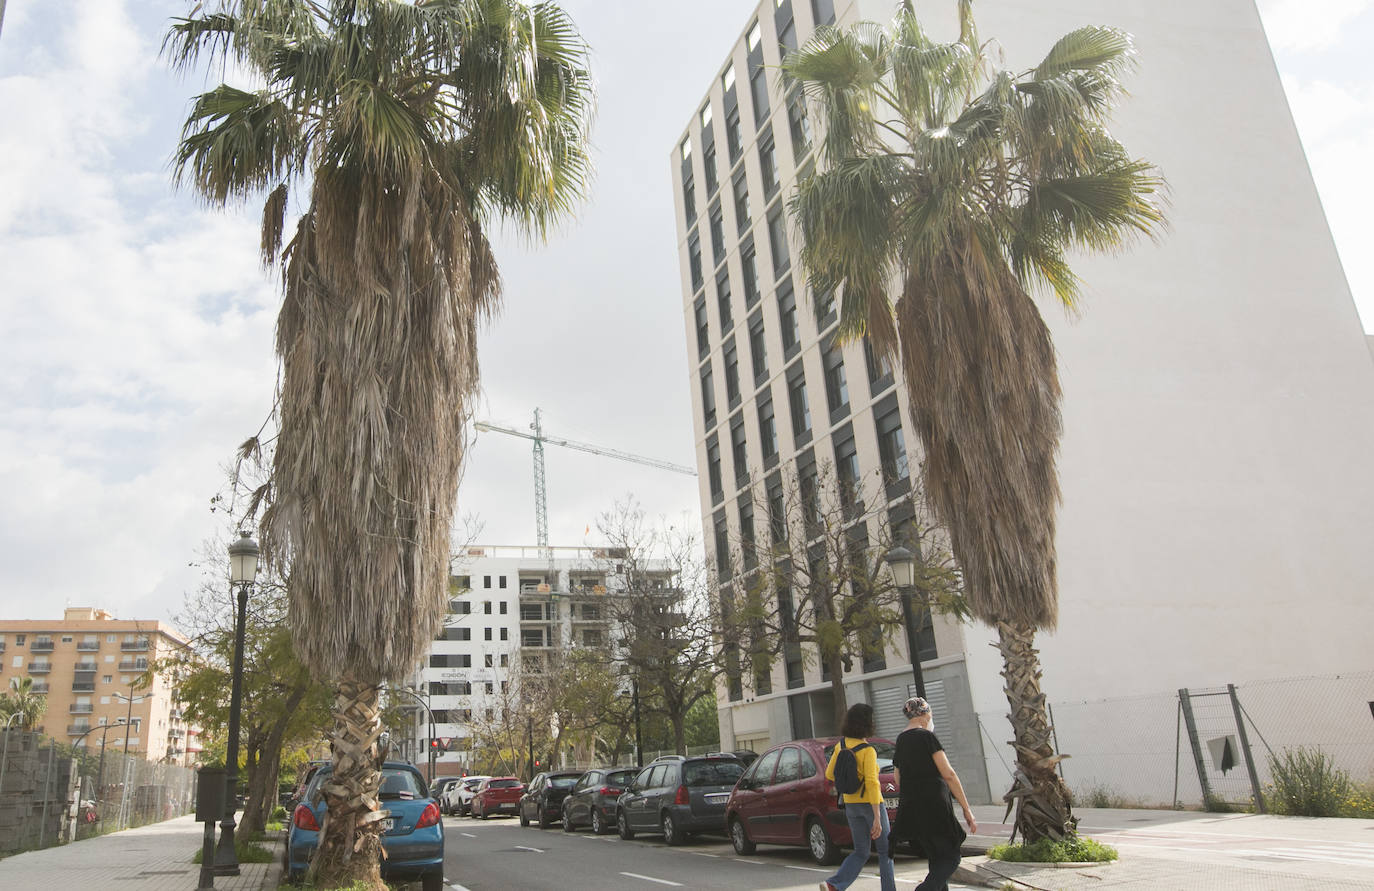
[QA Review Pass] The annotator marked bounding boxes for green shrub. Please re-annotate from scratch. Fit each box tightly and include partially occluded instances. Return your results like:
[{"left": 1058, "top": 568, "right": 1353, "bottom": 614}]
[
  {"left": 1077, "top": 783, "right": 1143, "bottom": 810},
  {"left": 1265, "top": 747, "right": 1352, "bottom": 817},
  {"left": 988, "top": 836, "right": 1118, "bottom": 863},
  {"left": 192, "top": 840, "right": 274, "bottom": 864},
  {"left": 1342, "top": 780, "right": 1374, "bottom": 818},
  {"left": 271, "top": 805, "right": 289, "bottom": 821}
]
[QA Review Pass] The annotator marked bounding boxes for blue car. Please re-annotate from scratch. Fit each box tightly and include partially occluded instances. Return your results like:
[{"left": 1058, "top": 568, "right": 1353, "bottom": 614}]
[{"left": 286, "top": 761, "right": 444, "bottom": 890}]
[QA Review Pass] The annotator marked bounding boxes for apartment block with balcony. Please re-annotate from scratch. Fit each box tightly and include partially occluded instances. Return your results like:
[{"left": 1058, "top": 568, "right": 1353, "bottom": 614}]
[
  {"left": 672, "top": 0, "right": 1374, "bottom": 803},
  {"left": 0, "top": 608, "right": 199, "bottom": 765}
]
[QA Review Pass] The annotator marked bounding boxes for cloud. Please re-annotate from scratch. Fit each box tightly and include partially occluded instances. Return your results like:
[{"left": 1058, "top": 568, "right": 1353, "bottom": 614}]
[{"left": 1257, "top": 0, "right": 1374, "bottom": 51}]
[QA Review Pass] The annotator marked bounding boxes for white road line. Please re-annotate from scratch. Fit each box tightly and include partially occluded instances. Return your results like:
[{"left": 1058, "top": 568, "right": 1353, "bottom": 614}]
[
  {"left": 459, "top": 832, "right": 476, "bottom": 838},
  {"left": 689, "top": 851, "right": 721, "bottom": 857},
  {"left": 1230, "top": 847, "right": 1374, "bottom": 867},
  {"left": 514, "top": 844, "right": 546, "bottom": 853},
  {"left": 619, "top": 871, "right": 684, "bottom": 886},
  {"left": 783, "top": 864, "right": 830, "bottom": 873}
]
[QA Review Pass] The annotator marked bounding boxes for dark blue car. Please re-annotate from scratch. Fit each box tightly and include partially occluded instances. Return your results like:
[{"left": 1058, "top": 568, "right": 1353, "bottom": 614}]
[{"left": 286, "top": 761, "right": 444, "bottom": 890}]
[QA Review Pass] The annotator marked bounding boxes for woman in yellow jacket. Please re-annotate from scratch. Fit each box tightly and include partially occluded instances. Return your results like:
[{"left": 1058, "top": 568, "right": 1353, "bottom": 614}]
[{"left": 820, "top": 703, "right": 896, "bottom": 891}]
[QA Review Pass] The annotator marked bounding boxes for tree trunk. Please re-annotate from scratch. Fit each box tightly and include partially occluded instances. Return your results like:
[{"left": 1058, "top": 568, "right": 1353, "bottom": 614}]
[
  {"left": 826, "top": 650, "right": 848, "bottom": 732},
  {"left": 996, "top": 620, "right": 1076, "bottom": 843},
  {"left": 669, "top": 713, "right": 687, "bottom": 756},
  {"left": 310, "top": 677, "right": 386, "bottom": 890},
  {"left": 242, "top": 683, "right": 309, "bottom": 834}
]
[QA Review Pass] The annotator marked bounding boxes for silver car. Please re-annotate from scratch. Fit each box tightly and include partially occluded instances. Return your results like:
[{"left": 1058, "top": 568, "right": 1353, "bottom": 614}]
[{"left": 446, "top": 775, "right": 490, "bottom": 816}]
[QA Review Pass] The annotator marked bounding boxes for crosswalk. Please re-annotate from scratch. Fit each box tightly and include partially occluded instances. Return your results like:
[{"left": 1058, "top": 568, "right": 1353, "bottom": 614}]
[{"left": 1226, "top": 843, "right": 1374, "bottom": 869}]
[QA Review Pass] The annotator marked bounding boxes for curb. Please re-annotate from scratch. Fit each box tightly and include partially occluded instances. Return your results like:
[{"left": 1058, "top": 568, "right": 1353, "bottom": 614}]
[{"left": 258, "top": 830, "right": 286, "bottom": 890}]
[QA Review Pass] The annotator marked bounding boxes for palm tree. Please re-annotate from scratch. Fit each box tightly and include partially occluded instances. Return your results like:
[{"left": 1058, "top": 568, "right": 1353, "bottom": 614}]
[
  {"left": 1, "top": 677, "right": 48, "bottom": 730},
  {"left": 165, "top": 1, "right": 592, "bottom": 885},
  {"left": 784, "top": 2, "right": 1164, "bottom": 842}
]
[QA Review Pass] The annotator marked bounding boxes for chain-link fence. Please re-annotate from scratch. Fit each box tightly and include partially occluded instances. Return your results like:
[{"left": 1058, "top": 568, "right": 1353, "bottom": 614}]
[
  {"left": 977, "top": 670, "right": 1374, "bottom": 811},
  {"left": 0, "top": 731, "right": 198, "bottom": 856}
]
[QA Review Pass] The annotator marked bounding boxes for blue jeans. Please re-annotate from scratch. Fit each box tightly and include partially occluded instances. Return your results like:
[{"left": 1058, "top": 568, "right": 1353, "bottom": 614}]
[{"left": 826, "top": 804, "right": 896, "bottom": 891}]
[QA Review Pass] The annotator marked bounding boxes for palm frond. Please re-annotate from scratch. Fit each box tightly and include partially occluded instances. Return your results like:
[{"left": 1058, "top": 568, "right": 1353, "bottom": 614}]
[
  {"left": 174, "top": 86, "right": 302, "bottom": 205},
  {"left": 1034, "top": 26, "right": 1134, "bottom": 82}
]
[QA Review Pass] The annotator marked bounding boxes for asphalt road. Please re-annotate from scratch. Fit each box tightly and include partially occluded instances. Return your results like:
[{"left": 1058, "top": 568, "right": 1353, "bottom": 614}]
[{"left": 435, "top": 811, "right": 979, "bottom": 891}]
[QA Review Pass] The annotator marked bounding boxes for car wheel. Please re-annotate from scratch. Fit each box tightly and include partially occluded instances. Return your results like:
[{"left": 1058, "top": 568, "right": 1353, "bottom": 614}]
[
  {"left": 421, "top": 870, "right": 443, "bottom": 891},
  {"left": 661, "top": 811, "right": 685, "bottom": 846},
  {"left": 729, "top": 817, "right": 756, "bottom": 855},
  {"left": 285, "top": 869, "right": 304, "bottom": 886},
  {"left": 617, "top": 809, "right": 635, "bottom": 840},
  {"left": 519, "top": 806, "right": 529, "bottom": 828},
  {"left": 807, "top": 817, "right": 841, "bottom": 866},
  {"left": 590, "top": 808, "right": 607, "bottom": 835},
  {"left": 537, "top": 805, "right": 552, "bottom": 829}
]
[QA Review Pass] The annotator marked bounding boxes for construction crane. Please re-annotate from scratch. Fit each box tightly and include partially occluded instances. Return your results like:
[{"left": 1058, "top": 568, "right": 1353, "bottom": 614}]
[{"left": 474, "top": 408, "right": 698, "bottom": 549}]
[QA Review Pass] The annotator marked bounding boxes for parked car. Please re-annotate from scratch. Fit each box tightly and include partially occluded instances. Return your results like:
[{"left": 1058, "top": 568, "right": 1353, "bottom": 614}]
[
  {"left": 724, "top": 737, "right": 899, "bottom": 865},
  {"left": 447, "top": 775, "right": 489, "bottom": 816},
  {"left": 709, "top": 750, "right": 760, "bottom": 768},
  {"left": 519, "top": 770, "right": 584, "bottom": 829},
  {"left": 561, "top": 766, "right": 638, "bottom": 835},
  {"left": 286, "top": 761, "right": 443, "bottom": 890},
  {"left": 615, "top": 754, "right": 744, "bottom": 845},
  {"left": 470, "top": 777, "right": 524, "bottom": 819},
  {"left": 432, "top": 777, "right": 461, "bottom": 815},
  {"left": 283, "top": 759, "right": 330, "bottom": 813}
]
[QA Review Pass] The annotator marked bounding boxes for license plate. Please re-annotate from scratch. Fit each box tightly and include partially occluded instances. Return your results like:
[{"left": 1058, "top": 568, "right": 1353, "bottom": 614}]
[
  {"left": 704, "top": 793, "right": 729, "bottom": 804},
  {"left": 883, "top": 798, "right": 899, "bottom": 809},
  {"left": 381, "top": 818, "right": 395, "bottom": 832}
]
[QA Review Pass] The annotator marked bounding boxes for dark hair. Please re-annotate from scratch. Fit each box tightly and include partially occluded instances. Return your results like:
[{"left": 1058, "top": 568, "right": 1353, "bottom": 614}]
[{"left": 840, "top": 703, "right": 875, "bottom": 739}]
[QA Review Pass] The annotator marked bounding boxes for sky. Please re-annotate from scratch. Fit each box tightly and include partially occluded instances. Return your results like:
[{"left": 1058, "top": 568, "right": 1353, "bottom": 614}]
[{"left": 1, "top": 0, "right": 1372, "bottom": 625}]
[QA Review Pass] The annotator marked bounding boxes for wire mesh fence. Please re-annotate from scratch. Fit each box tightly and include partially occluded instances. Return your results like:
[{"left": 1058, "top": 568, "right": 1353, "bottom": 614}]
[
  {"left": 977, "top": 670, "right": 1373, "bottom": 811},
  {"left": 0, "top": 730, "right": 198, "bottom": 857}
]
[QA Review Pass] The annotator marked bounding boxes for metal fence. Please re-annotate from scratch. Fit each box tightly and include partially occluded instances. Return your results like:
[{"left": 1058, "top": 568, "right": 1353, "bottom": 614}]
[
  {"left": 977, "top": 670, "right": 1374, "bottom": 810},
  {"left": 0, "top": 731, "right": 198, "bottom": 856}
]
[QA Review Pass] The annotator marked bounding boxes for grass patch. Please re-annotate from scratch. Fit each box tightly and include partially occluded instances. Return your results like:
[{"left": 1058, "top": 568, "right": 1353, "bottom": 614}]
[
  {"left": 988, "top": 836, "right": 1119, "bottom": 863},
  {"left": 272, "top": 805, "right": 289, "bottom": 821},
  {"left": 1077, "top": 783, "right": 1145, "bottom": 810},
  {"left": 192, "top": 839, "right": 274, "bottom": 864}
]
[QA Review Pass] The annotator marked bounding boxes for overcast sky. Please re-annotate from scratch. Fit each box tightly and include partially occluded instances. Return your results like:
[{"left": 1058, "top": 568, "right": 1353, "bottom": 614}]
[{"left": 1, "top": 0, "right": 1371, "bottom": 625}]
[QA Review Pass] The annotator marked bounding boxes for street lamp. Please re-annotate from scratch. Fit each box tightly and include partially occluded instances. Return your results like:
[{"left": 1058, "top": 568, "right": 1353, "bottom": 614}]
[
  {"left": 69, "top": 722, "right": 125, "bottom": 824},
  {"left": 884, "top": 546, "right": 928, "bottom": 699},
  {"left": 393, "top": 686, "right": 437, "bottom": 781},
  {"left": 214, "top": 530, "right": 258, "bottom": 876},
  {"left": 0, "top": 711, "right": 23, "bottom": 803}
]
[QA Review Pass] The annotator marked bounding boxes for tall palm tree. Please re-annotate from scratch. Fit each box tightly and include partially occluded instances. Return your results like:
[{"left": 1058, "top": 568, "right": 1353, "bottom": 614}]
[
  {"left": 165, "top": 1, "right": 592, "bottom": 884},
  {"left": 1, "top": 677, "right": 48, "bottom": 730},
  {"left": 785, "top": 2, "right": 1164, "bottom": 842}
]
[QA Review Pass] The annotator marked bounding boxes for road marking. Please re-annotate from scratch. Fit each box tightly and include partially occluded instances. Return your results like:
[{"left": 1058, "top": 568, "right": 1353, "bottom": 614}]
[
  {"left": 459, "top": 832, "right": 476, "bottom": 838},
  {"left": 514, "top": 844, "right": 546, "bottom": 853},
  {"left": 784, "top": 864, "right": 830, "bottom": 873},
  {"left": 689, "top": 851, "right": 721, "bottom": 858},
  {"left": 619, "top": 872, "right": 683, "bottom": 886},
  {"left": 1230, "top": 847, "right": 1374, "bottom": 867}
]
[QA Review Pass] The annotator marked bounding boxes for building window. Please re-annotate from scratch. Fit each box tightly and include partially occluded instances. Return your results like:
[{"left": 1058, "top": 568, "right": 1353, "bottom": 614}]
[
  {"left": 499, "top": 601, "right": 507, "bottom": 615},
  {"left": 726, "top": 106, "right": 743, "bottom": 164},
  {"left": 450, "top": 600, "right": 471, "bottom": 615},
  {"left": 798, "top": 453, "right": 820, "bottom": 535},
  {"left": 767, "top": 473, "right": 787, "bottom": 545},
  {"left": 709, "top": 202, "right": 726, "bottom": 265},
  {"left": 707, "top": 436, "right": 724, "bottom": 500},
  {"left": 714, "top": 512, "right": 732, "bottom": 578},
  {"left": 876, "top": 404, "right": 909, "bottom": 484},
  {"left": 582, "top": 629, "right": 603, "bottom": 647},
  {"left": 758, "top": 397, "right": 778, "bottom": 463},
  {"left": 730, "top": 415, "right": 749, "bottom": 485},
  {"left": 823, "top": 338, "right": 849, "bottom": 415},
  {"left": 864, "top": 336, "right": 894, "bottom": 392},
  {"left": 835, "top": 432, "right": 860, "bottom": 511},
  {"left": 741, "top": 242, "right": 760, "bottom": 306},
  {"left": 521, "top": 629, "right": 544, "bottom": 647},
  {"left": 703, "top": 140, "right": 718, "bottom": 194},
  {"left": 701, "top": 362, "right": 716, "bottom": 427},
  {"left": 748, "top": 314, "right": 768, "bottom": 383},
  {"left": 815, "top": 286, "right": 836, "bottom": 327},
  {"left": 751, "top": 69, "right": 770, "bottom": 127},
  {"left": 499, "top": 576, "right": 507, "bottom": 589},
  {"left": 786, "top": 89, "right": 811, "bottom": 160},
  {"left": 759, "top": 133, "right": 779, "bottom": 200},
  {"left": 680, "top": 134, "right": 692, "bottom": 162},
  {"left": 701, "top": 102, "right": 713, "bottom": 130},
  {"left": 483, "top": 576, "right": 491, "bottom": 588},
  {"left": 521, "top": 602, "right": 544, "bottom": 621},
  {"left": 688, "top": 230, "right": 703, "bottom": 292},
  {"left": 484, "top": 627, "right": 493, "bottom": 641},
  {"left": 682, "top": 173, "right": 696, "bottom": 224},
  {"left": 722, "top": 62, "right": 736, "bottom": 94},
  {"left": 724, "top": 340, "right": 741, "bottom": 406},
  {"left": 500, "top": 627, "right": 509, "bottom": 641},
  {"left": 739, "top": 497, "right": 757, "bottom": 570},
  {"left": 812, "top": 0, "right": 836, "bottom": 26},
  {"left": 732, "top": 170, "right": 750, "bottom": 234},
  {"left": 483, "top": 601, "right": 493, "bottom": 615},
  {"left": 778, "top": 19, "right": 797, "bottom": 52},
  {"left": 746, "top": 20, "right": 762, "bottom": 52},
  {"left": 778, "top": 279, "right": 799, "bottom": 355},
  {"left": 500, "top": 653, "right": 510, "bottom": 668},
  {"left": 716, "top": 268, "right": 733, "bottom": 330},
  {"left": 767, "top": 205, "right": 790, "bottom": 277},
  {"left": 787, "top": 365, "right": 812, "bottom": 438}
]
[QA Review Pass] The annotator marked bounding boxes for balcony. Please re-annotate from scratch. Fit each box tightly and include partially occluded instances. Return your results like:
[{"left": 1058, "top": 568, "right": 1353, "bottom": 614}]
[
  {"left": 67, "top": 725, "right": 92, "bottom": 736},
  {"left": 74, "top": 663, "right": 99, "bottom": 673},
  {"left": 69, "top": 703, "right": 93, "bottom": 714},
  {"left": 27, "top": 663, "right": 51, "bottom": 674},
  {"left": 71, "top": 682, "right": 95, "bottom": 693},
  {"left": 30, "top": 683, "right": 48, "bottom": 694},
  {"left": 76, "top": 640, "right": 99, "bottom": 651},
  {"left": 120, "top": 640, "right": 150, "bottom": 652},
  {"left": 31, "top": 639, "right": 54, "bottom": 653},
  {"left": 118, "top": 660, "right": 148, "bottom": 672},
  {"left": 0, "top": 641, "right": 6, "bottom": 652},
  {"left": 168, "top": 728, "right": 185, "bottom": 739}
]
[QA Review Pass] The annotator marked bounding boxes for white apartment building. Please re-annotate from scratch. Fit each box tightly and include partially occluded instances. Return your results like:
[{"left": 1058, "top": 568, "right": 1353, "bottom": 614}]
[
  {"left": 672, "top": 0, "right": 1374, "bottom": 805},
  {"left": 409, "top": 546, "right": 664, "bottom": 774}
]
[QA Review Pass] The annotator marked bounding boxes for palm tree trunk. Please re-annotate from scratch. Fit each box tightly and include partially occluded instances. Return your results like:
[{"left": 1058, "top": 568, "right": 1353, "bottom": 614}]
[
  {"left": 311, "top": 677, "right": 386, "bottom": 890},
  {"left": 996, "top": 621, "right": 1076, "bottom": 843}
]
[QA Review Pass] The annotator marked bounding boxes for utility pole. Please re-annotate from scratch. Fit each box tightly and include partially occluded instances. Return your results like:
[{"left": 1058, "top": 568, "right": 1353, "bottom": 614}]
[
  {"left": 632, "top": 678, "right": 643, "bottom": 768},
  {"left": 527, "top": 715, "right": 534, "bottom": 780}
]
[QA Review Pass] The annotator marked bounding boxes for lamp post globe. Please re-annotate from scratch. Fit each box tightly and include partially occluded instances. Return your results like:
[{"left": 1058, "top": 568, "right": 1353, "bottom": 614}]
[
  {"left": 228, "top": 532, "right": 260, "bottom": 585},
  {"left": 214, "top": 530, "right": 258, "bottom": 876},
  {"left": 883, "top": 545, "right": 916, "bottom": 588}
]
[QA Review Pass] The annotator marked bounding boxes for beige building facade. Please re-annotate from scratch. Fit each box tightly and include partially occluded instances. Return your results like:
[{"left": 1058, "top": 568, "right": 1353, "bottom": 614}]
[{"left": 0, "top": 608, "right": 198, "bottom": 765}]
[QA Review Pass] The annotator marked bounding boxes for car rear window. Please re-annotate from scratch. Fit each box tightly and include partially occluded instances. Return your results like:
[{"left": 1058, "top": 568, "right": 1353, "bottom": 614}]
[
  {"left": 463, "top": 778, "right": 484, "bottom": 789},
  {"left": 606, "top": 769, "right": 636, "bottom": 787},
  {"left": 488, "top": 779, "right": 522, "bottom": 788},
  {"left": 683, "top": 760, "right": 744, "bottom": 787},
  {"left": 378, "top": 769, "right": 426, "bottom": 800},
  {"left": 550, "top": 776, "right": 579, "bottom": 789}
]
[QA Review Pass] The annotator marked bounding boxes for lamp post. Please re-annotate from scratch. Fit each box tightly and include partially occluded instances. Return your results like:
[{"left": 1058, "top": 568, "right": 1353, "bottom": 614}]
[
  {"left": 884, "top": 546, "right": 928, "bottom": 700},
  {"left": 68, "top": 723, "right": 123, "bottom": 823},
  {"left": 112, "top": 689, "right": 150, "bottom": 758},
  {"left": 393, "top": 686, "right": 437, "bottom": 781},
  {"left": 0, "top": 711, "right": 22, "bottom": 803},
  {"left": 214, "top": 530, "right": 258, "bottom": 876}
]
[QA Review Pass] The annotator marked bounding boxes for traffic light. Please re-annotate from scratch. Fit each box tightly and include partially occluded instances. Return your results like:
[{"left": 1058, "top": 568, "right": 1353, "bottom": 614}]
[{"left": 429, "top": 738, "right": 447, "bottom": 754}]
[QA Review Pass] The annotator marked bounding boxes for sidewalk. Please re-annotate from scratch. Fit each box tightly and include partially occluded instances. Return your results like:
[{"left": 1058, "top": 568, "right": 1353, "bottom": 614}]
[
  {"left": 0, "top": 815, "right": 282, "bottom": 890},
  {"left": 956, "top": 805, "right": 1374, "bottom": 890}
]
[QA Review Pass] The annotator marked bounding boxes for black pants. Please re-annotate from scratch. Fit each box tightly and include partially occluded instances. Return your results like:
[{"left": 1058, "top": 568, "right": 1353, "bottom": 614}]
[{"left": 913, "top": 848, "right": 960, "bottom": 891}]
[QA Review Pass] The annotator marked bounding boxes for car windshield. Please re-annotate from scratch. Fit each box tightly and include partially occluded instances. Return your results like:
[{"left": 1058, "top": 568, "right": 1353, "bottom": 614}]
[
  {"left": 488, "top": 779, "right": 522, "bottom": 789},
  {"left": 378, "top": 769, "right": 426, "bottom": 800},
  {"left": 550, "top": 776, "right": 579, "bottom": 789},
  {"left": 823, "top": 740, "right": 897, "bottom": 772},
  {"left": 683, "top": 760, "right": 744, "bottom": 787},
  {"left": 606, "top": 769, "right": 636, "bottom": 787}
]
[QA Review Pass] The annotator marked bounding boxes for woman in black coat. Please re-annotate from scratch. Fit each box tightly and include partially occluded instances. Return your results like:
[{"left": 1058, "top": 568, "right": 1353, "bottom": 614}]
[{"left": 891, "top": 697, "right": 978, "bottom": 891}]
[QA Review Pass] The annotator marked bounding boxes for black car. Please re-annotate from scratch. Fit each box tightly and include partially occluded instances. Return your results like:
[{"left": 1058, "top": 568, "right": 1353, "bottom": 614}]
[
  {"left": 561, "top": 766, "right": 639, "bottom": 835},
  {"left": 431, "top": 777, "right": 461, "bottom": 814},
  {"left": 519, "top": 770, "right": 583, "bottom": 829},
  {"left": 616, "top": 755, "right": 744, "bottom": 845}
]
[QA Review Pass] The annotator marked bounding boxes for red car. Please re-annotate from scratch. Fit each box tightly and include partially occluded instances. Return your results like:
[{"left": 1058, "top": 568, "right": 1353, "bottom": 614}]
[
  {"left": 470, "top": 777, "right": 525, "bottom": 819},
  {"left": 725, "top": 737, "right": 900, "bottom": 865}
]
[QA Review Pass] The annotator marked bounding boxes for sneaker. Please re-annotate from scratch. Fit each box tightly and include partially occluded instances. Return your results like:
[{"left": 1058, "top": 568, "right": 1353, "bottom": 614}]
[{"left": 819, "top": 884, "right": 836, "bottom": 891}]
